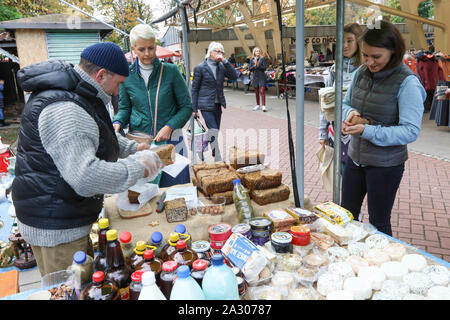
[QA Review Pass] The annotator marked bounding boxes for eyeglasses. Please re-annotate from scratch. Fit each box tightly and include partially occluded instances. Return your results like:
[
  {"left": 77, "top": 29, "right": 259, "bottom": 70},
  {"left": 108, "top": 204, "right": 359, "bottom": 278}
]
[{"left": 213, "top": 50, "right": 224, "bottom": 55}]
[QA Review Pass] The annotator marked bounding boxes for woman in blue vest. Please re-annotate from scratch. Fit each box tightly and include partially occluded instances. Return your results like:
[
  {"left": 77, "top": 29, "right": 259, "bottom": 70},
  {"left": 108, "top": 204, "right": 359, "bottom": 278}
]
[{"left": 341, "top": 21, "right": 426, "bottom": 236}]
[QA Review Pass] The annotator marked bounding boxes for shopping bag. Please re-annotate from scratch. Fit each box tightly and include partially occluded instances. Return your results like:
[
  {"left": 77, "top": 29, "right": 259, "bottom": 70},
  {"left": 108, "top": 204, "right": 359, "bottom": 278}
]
[
  {"left": 316, "top": 144, "right": 334, "bottom": 193},
  {"left": 187, "top": 117, "right": 209, "bottom": 153}
]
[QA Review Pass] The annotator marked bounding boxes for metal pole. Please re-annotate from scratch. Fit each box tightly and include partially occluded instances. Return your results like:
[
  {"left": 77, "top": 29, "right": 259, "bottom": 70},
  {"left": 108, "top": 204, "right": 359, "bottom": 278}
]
[
  {"left": 333, "top": 0, "right": 345, "bottom": 204},
  {"left": 295, "top": 0, "right": 305, "bottom": 208}
]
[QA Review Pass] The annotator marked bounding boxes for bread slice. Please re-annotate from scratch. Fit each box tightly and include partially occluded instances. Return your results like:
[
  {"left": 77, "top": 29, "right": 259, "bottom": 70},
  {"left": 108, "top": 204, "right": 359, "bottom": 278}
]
[
  {"left": 250, "top": 184, "right": 290, "bottom": 206},
  {"left": 153, "top": 144, "right": 175, "bottom": 165},
  {"left": 128, "top": 190, "right": 140, "bottom": 204}
]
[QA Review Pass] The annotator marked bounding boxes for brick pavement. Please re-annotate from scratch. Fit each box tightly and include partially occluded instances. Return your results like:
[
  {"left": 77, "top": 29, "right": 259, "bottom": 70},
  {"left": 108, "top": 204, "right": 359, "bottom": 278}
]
[{"left": 192, "top": 105, "right": 450, "bottom": 262}]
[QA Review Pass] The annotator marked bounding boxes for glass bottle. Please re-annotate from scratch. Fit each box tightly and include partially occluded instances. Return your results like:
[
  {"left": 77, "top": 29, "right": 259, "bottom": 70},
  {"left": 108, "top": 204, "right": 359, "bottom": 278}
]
[
  {"left": 119, "top": 231, "right": 134, "bottom": 268},
  {"left": 129, "top": 240, "right": 147, "bottom": 270},
  {"left": 174, "top": 224, "right": 192, "bottom": 247},
  {"left": 68, "top": 251, "right": 94, "bottom": 299},
  {"left": 232, "top": 179, "right": 253, "bottom": 224},
  {"left": 159, "top": 232, "right": 180, "bottom": 261},
  {"left": 168, "top": 240, "right": 198, "bottom": 269},
  {"left": 134, "top": 249, "right": 163, "bottom": 286},
  {"left": 94, "top": 218, "right": 109, "bottom": 272},
  {"left": 104, "top": 229, "right": 132, "bottom": 300},
  {"left": 159, "top": 260, "right": 178, "bottom": 300},
  {"left": 148, "top": 231, "right": 164, "bottom": 258},
  {"left": 80, "top": 271, "right": 120, "bottom": 300},
  {"left": 191, "top": 259, "right": 208, "bottom": 287},
  {"left": 129, "top": 270, "right": 145, "bottom": 300}
]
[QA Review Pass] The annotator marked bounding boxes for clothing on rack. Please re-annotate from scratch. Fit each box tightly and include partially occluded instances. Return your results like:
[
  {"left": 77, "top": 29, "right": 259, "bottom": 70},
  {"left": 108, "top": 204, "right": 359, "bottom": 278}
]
[
  {"left": 429, "top": 80, "right": 450, "bottom": 127},
  {"left": 436, "top": 53, "right": 450, "bottom": 82}
]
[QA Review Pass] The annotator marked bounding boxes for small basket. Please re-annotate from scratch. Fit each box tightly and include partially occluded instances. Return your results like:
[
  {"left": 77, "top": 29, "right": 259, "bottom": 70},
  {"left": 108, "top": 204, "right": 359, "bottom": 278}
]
[{"left": 195, "top": 196, "right": 225, "bottom": 216}]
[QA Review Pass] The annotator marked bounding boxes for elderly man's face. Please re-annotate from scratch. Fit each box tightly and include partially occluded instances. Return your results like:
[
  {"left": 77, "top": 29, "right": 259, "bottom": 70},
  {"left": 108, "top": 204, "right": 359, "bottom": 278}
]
[
  {"left": 96, "top": 69, "right": 126, "bottom": 97},
  {"left": 210, "top": 47, "right": 224, "bottom": 62}
]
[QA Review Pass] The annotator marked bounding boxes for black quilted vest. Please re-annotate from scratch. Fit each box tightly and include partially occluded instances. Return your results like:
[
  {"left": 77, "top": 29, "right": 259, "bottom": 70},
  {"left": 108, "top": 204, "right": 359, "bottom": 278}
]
[{"left": 12, "top": 60, "right": 120, "bottom": 229}]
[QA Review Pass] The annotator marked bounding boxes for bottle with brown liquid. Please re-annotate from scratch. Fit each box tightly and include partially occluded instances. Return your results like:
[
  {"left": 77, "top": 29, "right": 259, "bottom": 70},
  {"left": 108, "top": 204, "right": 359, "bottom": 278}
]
[
  {"left": 134, "top": 249, "right": 163, "bottom": 286},
  {"left": 129, "top": 240, "right": 147, "bottom": 270},
  {"left": 93, "top": 218, "right": 109, "bottom": 272},
  {"left": 190, "top": 259, "right": 208, "bottom": 287},
  {"left": 129, "top": 270, "right": 145, "bottom": 300},
  {"left": 104, "top": 229, "right": 132, "bottom": 300},
  {"left": 80, "top": 271, "right": 120, "bottom": 300},
  {"left": 119, "top": 231, "right": 134, "bottom": 268},
  {"left": 159, "top": 232, "right": 180, "bottom": 261},
  {"left": 167, "top": 240, "right": 198, "bottom": 269},
  {"left": 159, "top": 260, "right": 178, "bottom": 300}
]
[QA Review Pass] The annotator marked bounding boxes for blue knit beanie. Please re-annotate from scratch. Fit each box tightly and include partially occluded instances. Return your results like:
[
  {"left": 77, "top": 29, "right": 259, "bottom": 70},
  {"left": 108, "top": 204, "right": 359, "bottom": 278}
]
[{"left": 80, "top": 42, "right": 129, "bottom": 77}]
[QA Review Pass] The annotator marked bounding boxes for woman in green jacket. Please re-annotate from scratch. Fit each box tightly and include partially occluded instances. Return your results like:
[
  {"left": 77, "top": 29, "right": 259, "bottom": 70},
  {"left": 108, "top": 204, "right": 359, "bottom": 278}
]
[{"left": 113, "top": 24, "right": 193, "bottom": 187}]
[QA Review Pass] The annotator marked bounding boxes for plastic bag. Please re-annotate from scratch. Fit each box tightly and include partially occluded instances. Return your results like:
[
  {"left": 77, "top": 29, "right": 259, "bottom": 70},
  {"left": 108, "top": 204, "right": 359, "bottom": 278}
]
[
  {"left": 186, "top": 117, "right": 209, "bottom": 153},
  {"left": 115, "top": 183, "right": 159, "bottom": 211},
  {"left": 316, "top": 145, "right": 334, "bottom": 193},
  {"left": 129, "top": 149, "right": 164, "bottom": 183}
]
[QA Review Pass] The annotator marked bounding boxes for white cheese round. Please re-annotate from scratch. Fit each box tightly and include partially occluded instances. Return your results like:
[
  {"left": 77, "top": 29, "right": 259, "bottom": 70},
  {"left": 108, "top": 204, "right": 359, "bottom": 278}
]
[
  {"left": 372, "top": 291, "right": 397, "bottom": 300},
  {"left": 326, "top": 290, "right": 354, "bottom": 300},
  {"left": 358, "top": 266, "right": 386, "bottom": 291},
  {"left": 347, "top": 242, "right": 369, "bottom": 257},
  {"left": 343, "top": 277, "right": 373, "bottom": 300},
  {"left": 327, "top": 246, "right": 349, "bottom": 263},
  {"left": 381, "top": 280, "right": 410, "bottom": 299},
  {"left": 422, "top": 265, "right": 450, "bottom": 286},
  {"left": 403, "top": 272, "right": 434, "bottom": 295},
  {"left": 403, "top": 294, "right": 425, "bottom": 300},
  {"left": 317, "top": 272, "right": 344, "bottom": 297},
  {"left": 426, "top": 286, "right": 450, "bottom": 300},
  {"left": 401, "top": 254, "right": 427, "bottom": 272},
  {"left": 382, "top": 242, "right": 407, "bottom": 261},
  {"left": 345, "top": 255, "right": 369, "bottom": 274},
  {"left": 363, "top": 248, "right": 390, "bottom": 267},
  {"left": 328, "top": 262, "right": 355, "bottom": 280},
  {"left": 380, "top": 261, "right": 409, "bottom": 281},
  {"left": 365, "top": 234, "right": 390, "bottom": 249}
]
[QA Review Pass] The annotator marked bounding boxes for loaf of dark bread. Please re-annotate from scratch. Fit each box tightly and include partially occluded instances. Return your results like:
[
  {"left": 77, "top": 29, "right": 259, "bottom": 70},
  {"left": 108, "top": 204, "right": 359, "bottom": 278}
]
[
  {"left": 153, "top": 144, "right": 175, "bottom": 165},
  {"left": 128, "top": 190, "right": 140, "bottom": 204},
  {"left": 242, "top": 169, "right": 282, "bottom": 191},
  {"left": 192, "top": 162, "right": 228, "bottom": 174},
  {"left": 250, "top": 184, "right": 290, "bottom": 206},
  {"left": 229, "top": 146, "right": 265, "bottom": 170},
  {"left": 165, "top": 198, "right": 188, "bottom": 223},
  {"left": 201, "top": 171, "right": 238, "bottom": 195}
]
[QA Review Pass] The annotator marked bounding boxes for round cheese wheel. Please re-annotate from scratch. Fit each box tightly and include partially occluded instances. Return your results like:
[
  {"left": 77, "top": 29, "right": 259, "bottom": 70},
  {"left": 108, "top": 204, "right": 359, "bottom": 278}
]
[
  {"left": 343, "top": 277, "right": 373, "bottom": 300},
  {"left": 347, "top": 242, "right": 369, "bottom": 257},
  {"left": 328, "top": 262, "right": 355, "bottom": 280},
  {"left": 381, "top": 280, "right": 410, "bottom": 299},
  {"left": 403, "top": 294, "right": 425, "bottom": 300},
  {"left": 382, "top": 242, "right": 407, "bottom": 261},
  {"left": 403, "top": 272, "right": 434, "bottom": 295},
  {"left": 304, "top": 253, "right": 328, "bottom": 268},
  {"left": 365, "top": 234, "right": 390, "bottom": 249},
  {"left": 363, "top": 248, "right": 390, "bottom": 267},
  {"left": 422, "top": 265, "right": 450, "bottom": 286},
  {"left": 380, "top": 261, "right": 409, "bottom": 281},
  {"left": 317, "top": 272, "right": 344, "bottom": 297},
  {"left": 372, "top": 291, "right": 397, "bottom": 300},
  {"left": 358, "top": 266, "right": 386, "bottom": 291},
  {"left": 401, "top": 254, "right": 427, "bottom": 272},
  {"left": 326, "top": 290, "right": 354, "bottom": 300},
  {"left": 426, "top": 286, "right": 450, "bottom": 300},
  {"left": 345, "top": 255, "right": 369, "bottom": 274},
  {"left": 327, "top": 246, "right": 349, "bottom": 263}
]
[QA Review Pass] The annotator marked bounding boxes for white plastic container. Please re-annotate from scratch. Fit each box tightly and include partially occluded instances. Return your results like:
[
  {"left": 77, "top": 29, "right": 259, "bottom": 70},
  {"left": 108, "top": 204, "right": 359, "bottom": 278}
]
[
  {"left": 138, "top": 271, "right": 166, "bottom": 300},
  {"left": 170, "top": 265, "right": 205, "bottom": 300}
]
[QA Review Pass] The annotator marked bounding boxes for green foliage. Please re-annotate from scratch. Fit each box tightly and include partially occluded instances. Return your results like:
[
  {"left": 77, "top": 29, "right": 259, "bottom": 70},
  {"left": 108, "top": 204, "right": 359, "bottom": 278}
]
[{"left": 0, "top": 3, "right": 23, "bottom": 22}]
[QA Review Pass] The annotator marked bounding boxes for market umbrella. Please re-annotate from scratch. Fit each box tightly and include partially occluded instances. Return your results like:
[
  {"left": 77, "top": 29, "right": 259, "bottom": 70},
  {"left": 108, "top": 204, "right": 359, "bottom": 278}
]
[{"left": 125, "top": 45, "right": 181, "bottom": 62}]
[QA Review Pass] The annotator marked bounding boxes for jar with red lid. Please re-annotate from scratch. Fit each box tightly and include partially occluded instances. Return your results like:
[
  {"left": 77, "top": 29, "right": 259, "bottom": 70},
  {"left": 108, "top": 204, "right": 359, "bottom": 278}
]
[
  {"left": 290, "top": 225, "right": 311, "bottom": 246},
  {"left": 208, "top": 223, "right": 232, "bottom": 252}
]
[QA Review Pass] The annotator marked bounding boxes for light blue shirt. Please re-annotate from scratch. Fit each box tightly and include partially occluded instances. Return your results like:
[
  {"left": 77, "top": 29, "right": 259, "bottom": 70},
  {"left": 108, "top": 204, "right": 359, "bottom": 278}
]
[{"left": 342, "top": 65, "right": 426, "bottom": 147}]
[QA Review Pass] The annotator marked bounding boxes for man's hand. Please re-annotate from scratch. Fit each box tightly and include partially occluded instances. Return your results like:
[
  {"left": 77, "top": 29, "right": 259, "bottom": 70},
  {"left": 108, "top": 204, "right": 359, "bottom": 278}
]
[
  {"left": 154, "top": 125, "right": 173, "bottom": 142},
  {"left": 137, "top": 143, "right": 150, "bottom": 151},
  {"left": 113, "top": 123, "right": 121, "bottom": 132}
]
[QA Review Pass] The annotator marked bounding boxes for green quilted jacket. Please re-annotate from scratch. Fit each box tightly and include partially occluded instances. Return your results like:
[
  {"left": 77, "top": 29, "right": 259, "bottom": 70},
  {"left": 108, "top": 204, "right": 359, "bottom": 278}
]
[{"left": 114, "top": 58, "right": 192, "bottom": 136}]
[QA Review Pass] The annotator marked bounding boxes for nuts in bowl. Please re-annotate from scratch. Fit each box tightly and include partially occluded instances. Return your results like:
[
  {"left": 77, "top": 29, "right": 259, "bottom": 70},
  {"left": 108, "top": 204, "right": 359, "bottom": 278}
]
[{"left": 195, "top": 197, "right": 225, "bottom": 216}]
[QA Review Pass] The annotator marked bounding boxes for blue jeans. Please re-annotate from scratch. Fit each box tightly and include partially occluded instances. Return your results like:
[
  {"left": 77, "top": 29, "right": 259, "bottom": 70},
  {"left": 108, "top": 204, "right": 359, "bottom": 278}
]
[
  {"left": 341, "top": 157, "right": 405, "bottom": 236},
  {"left": 201, "top": 106, "right": 223, "bottom": 161}
]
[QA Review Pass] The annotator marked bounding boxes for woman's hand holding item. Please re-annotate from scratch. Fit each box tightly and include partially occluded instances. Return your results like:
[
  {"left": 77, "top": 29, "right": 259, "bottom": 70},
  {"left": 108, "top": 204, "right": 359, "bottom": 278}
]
[
  {"left": 342, "top": 110, "right": 365, "bottom": 135},
  {"left": 154, "top": 125, "right": 173, "bottom": 142}
]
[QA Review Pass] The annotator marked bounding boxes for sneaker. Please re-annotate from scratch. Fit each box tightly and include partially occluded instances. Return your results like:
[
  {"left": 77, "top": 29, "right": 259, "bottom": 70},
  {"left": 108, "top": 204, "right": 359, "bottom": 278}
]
[
  {"left": 253, "top": 105, "right": 260, "bottom": 111},
  {"left": 262, "top": 105, "right": 267, "bottom": 112}
]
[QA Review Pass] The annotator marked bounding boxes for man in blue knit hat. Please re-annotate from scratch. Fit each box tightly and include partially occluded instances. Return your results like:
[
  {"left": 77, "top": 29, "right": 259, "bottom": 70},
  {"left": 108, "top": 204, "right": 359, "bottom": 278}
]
[{"left": 12, "top": 42, "right": 165, "bottom": 276}]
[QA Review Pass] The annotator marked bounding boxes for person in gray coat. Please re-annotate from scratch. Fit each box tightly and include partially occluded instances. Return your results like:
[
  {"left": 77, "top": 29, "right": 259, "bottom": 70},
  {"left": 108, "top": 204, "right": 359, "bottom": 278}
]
[{"left": 191, "top": 41, "right": 238, "bottom": 160}]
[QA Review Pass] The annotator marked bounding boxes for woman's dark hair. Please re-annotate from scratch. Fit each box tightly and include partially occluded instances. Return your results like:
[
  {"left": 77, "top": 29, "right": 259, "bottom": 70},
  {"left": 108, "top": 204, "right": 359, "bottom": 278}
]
[
  {"left": 360, "top": 20, "right": 406, "bottom": 70},
  {"left": 344, "top": 23, "right": 363, "bottom": 67}
]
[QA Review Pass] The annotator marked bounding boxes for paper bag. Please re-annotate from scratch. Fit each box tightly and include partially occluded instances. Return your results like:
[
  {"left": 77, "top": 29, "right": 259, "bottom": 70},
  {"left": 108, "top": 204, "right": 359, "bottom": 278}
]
[{"left": 316, "top": 145, "right": 334, "bottom": 193}]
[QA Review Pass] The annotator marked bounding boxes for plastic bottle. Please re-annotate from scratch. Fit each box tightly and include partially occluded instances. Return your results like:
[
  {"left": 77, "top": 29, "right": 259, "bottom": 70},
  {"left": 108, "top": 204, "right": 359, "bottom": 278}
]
[
  {"left": 138, "top": 271, "right": 166, "bottom": 300},
  {"left": 148, "top": 231, "right": 164, "bottom": 258},
  {"left": 168, "top": 240, "right": 198, "bottom": 269},
  {"left": 94, "top": 218, "right": 109, "bottom": 272},
  {"left": 134, "top": 249, "right": 163, "bottom": 286},
  {"left": 80, "top": 271, "right": 120, "bottom": 300},
  {"left": 232, "top": 179, "right": 253, "bottom": 224},
  {"left": 119, "top": 231, "right": 134, "bottom": 268},
  {"left": 159, "top": 232, "right": 180, "bottom": 261},
  {"left": 174, "top": 224, "right": 192, "bottom": 247},
  {"left": 104, "top": 229, "right": 132, "bottom": 300},
  {"left": 191, "top": 259, "right": 208, "bottom": 287},
  {"left": 68, "top": 251, "right": 94, "bottom": 299},
  {"left": 170, "top": 265, "right": 205, "bottom": 300},
  {"left": 202, "top": 254, "right": 239, "bottom": 300},
  {"left": 129, "top": 270, "right": 145, "bottom": 300},
  {"left": 159, "top": 260, "right": 178, "bottom": 299},
  {"left": 129, "top": 240, "right": 147, "bottom": 270}
]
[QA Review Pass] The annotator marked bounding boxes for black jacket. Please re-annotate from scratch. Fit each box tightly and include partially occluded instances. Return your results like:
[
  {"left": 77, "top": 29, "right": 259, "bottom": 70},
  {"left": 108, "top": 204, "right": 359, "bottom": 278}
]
[
  {"left": 12, "top": 60, "right": 120, "bottom": 230},
  {"left": 249, "top": 57, "right": 267, "bottom": 87},
  {"left": 191, "top": 59, "right": 238, "bottom": 112}
]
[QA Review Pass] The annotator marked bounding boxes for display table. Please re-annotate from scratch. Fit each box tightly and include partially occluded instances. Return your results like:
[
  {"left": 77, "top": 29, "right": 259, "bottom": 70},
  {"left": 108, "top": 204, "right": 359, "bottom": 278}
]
[{"left": 103, "top": 183, "right": 304, "bottom": 244}]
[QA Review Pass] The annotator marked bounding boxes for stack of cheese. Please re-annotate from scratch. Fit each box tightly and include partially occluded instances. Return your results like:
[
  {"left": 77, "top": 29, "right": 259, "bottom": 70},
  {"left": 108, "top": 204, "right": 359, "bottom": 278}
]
[{"left": 191, "top": 162, "right": 238, "bottom": 204}]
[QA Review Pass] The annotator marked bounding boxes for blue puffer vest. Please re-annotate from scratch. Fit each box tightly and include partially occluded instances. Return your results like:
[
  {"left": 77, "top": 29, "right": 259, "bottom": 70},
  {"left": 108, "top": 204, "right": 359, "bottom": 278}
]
[{"left": 12, "top": 60, "right": 120, "bottom": 230}]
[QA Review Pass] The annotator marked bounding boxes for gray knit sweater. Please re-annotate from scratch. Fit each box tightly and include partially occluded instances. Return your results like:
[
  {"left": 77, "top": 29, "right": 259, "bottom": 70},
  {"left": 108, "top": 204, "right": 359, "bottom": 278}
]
[{"left": 17, "top": 65, "right": 146, "bottom": 247}]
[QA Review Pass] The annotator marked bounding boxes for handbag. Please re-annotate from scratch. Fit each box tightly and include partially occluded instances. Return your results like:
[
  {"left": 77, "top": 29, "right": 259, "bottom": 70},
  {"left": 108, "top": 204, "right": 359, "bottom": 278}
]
[{"left": 187, "top": 117, "right": 209, "bottom": 153}]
